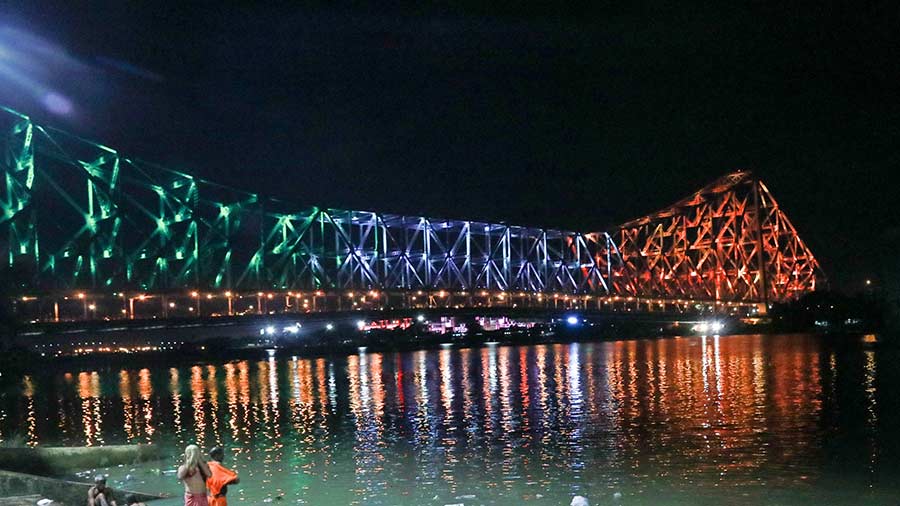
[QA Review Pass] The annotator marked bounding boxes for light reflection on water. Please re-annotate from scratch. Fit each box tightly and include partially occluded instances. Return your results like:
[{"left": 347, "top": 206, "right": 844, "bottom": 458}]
[{"left": 1, "top": 334, "right": 898, "bottom": 505}]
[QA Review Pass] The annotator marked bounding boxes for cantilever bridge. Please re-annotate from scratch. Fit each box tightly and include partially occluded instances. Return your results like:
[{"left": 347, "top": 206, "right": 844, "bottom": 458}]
[{"left": 1, "top": 106, "right": 822, "bottom": 321}]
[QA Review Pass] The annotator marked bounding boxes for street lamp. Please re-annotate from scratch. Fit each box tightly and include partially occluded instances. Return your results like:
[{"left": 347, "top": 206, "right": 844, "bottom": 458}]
[
  {"left": 128, "top": 294, "right": 146, "bottom": 320},
  {"left": 77, "top": 292, "right": 87, "bottom": 319},
  {"left": 191, "top": 291, "right": 200, "bottom": 315}
]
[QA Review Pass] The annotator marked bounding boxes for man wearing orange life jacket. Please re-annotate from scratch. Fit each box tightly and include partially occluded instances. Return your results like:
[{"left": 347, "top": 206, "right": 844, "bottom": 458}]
[{"left": 206, "top": 446, "right": 240, "bottom": 506}]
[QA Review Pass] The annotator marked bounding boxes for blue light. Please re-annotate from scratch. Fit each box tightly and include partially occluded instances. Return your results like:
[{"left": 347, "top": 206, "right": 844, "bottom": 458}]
[{"left": 566, "top": 315, "right": 580, "bottom": 326}]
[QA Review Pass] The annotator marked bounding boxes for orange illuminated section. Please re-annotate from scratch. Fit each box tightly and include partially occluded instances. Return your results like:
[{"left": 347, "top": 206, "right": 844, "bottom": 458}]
[{"left": 614, "top": 171, "right": 823, "bottom": 305}]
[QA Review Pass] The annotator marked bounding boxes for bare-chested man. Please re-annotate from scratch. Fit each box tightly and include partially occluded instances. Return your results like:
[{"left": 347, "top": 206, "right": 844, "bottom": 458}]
[{"left": 177, "top": 444, "right": 212, "bottom": 506}]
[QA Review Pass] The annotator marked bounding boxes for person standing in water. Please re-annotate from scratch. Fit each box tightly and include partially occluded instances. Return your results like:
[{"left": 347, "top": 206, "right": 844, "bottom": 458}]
[
  {"left": 206, "top": 446, "right": 240, "bottom": 506},
  {"left": 178, "top": 444, "right": 212, "bottom": 506}
]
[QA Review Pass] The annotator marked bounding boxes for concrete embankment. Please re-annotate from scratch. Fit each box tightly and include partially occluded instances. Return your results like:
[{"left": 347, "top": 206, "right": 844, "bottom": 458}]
[
  {"left": 0, "top": 445, "right": 165, "bottom": 504},
  {"left": 0, "top": 468, "right": 163, "bottom": 505},
  {"left": 0, "top": 494, "right": 42, "bottom": 506},
  {"left": 0, "top": 445, "right": 159, "bottom": 476}
]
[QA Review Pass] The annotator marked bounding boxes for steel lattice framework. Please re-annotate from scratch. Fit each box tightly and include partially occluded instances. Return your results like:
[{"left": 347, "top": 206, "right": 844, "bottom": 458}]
[
  {"left": 0, "top": 107, "right": 623, "bottom": 297},
  {"left": 1, "top": 106, "right": 822, "bottom": 308},
  {"left": 612, "top": 172, "right": 823, "bottom": 303}
]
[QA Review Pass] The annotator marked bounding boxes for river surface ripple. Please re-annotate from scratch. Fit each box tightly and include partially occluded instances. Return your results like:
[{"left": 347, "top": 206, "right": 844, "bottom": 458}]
[{"left": 2, "top": 334, "right": 898, "bottom": 505}]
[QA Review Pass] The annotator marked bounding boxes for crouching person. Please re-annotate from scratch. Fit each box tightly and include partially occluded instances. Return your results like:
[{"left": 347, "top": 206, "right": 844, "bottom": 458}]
[{"left": 88, "top": 475, "right": 117, "bottom": 506}]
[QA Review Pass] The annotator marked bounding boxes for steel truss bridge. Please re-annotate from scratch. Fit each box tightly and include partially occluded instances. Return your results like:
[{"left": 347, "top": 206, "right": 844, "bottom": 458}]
[{"left": 1, "top": 106, "right": 823, "bottom": 321}]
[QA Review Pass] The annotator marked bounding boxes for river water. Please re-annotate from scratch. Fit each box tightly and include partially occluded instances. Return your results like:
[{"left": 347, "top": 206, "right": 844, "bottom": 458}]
[{"left": 2, "top": 334, "right": 898, "bottom": 505}]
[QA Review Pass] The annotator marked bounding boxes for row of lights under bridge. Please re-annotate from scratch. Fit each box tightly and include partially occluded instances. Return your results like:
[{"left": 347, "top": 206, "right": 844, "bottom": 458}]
[{"left": 13, "top": 290, "right": 765, "bottom": 323}]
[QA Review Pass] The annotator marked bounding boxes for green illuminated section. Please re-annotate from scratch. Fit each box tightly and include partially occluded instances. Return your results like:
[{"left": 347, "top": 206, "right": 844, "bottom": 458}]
[{"left": 0, "top": 105, "right": 633, "bottom": 298}]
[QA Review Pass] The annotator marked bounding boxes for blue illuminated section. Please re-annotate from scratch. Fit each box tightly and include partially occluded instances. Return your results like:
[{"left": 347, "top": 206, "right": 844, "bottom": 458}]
[{"left": 0, "top": 105, "right": 629, "bottom": 296}]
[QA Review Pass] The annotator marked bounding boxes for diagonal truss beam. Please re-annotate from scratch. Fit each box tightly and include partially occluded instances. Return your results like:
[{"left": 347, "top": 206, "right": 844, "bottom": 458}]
[{"left": 1, "top": 107, "right": 821, "bottom": 305}]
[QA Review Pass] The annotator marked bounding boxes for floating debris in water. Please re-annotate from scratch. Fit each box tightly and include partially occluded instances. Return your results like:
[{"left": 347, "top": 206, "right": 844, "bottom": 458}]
[{"left": 571, "top": 496, "right": 589, "bottom": 506}]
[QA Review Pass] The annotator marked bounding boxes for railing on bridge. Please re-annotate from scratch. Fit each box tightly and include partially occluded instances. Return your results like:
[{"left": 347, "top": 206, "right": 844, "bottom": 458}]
[{"left": 1, "top": 106, "right": 822, "bottom": 322}]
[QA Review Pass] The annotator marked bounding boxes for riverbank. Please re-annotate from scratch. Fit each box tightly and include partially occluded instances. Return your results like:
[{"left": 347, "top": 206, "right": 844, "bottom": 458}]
[
  {"left": 3, "top": 310, "right": 890, "bottom": 376},
  {"left": 5, "top": 315, "right": 743, "bottom": 370}
]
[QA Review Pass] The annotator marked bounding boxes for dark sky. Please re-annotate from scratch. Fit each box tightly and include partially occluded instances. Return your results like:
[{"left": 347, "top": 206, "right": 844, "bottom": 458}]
[{"left": 1, "top": 2, "right": 898, "bottom": 289}]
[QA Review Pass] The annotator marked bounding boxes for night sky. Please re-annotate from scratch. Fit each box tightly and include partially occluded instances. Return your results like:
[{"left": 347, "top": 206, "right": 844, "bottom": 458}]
[{"left": 1, "top": 3, "right": 898, "bottom": 289}]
